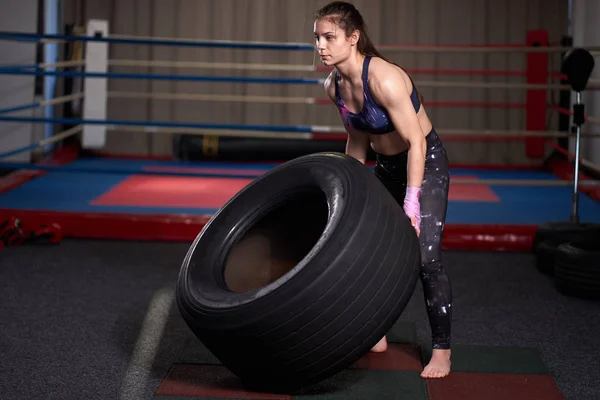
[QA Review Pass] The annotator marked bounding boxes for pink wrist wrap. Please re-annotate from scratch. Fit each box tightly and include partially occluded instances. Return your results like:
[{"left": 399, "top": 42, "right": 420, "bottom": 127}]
[{"left": 403, "top": 186, "right": 421, "bottom": 229}]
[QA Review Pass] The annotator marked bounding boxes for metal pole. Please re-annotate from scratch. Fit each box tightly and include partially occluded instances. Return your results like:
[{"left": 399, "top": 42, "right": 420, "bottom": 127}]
[{"left": 570, "top": 91, "right": 583, "bottom": 223}]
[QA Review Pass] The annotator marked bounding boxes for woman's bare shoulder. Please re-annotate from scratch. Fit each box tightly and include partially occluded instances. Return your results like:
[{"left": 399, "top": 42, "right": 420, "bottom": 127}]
[
  {"left": 323, "top": 69, "right": 337, "bottom": 102},
  {"left": 369, "top": 57, "right": 411, "bottom": 87}
]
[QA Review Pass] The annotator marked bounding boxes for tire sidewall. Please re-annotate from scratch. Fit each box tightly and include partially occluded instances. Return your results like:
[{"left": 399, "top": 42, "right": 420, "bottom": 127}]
[{"left": 176, "top": 152, "right": 376, "bottom": 325}]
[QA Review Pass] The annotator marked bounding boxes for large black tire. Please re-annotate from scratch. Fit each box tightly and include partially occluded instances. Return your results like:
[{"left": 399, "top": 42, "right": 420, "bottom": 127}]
[
  {"left": 554, "top": 239, "right": 600, "bottom": 300},
  {"left": 532, "top": 222, "right": 600, "bottom": 254},
  {"left": 176, "top": 152, "right": 421, "bottom": 392}
]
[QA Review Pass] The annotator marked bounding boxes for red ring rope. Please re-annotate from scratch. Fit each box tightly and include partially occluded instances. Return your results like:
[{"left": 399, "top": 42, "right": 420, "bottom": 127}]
[
  {"left": 315, "top": 65, "right": 573, "bottom": 83},
  {"left": 377, "top": 43, "right": 532, "bottom": 49},
  {"left": 314, "top": 65, "right": 528, "bottom": 76},
  {"left": 313, "top": 98, "right": 526, "bottom": 108},
  {"left": 312, "top": 134, "right": 539, "bottom": 142},
  {"left": 545, "top": 139, "right": 600, "bottom": 201},
  {"left": 549, "top": 104, "right": 590, "bottom": 121}
]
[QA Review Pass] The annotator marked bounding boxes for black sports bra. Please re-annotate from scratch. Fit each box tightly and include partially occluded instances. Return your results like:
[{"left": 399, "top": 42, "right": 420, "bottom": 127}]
[{"left": 334, "top": 56, "right": 421, "bottom": 135}]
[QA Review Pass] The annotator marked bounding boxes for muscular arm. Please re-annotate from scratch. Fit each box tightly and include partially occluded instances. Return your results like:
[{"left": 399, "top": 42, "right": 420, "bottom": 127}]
[{"left": 371, "top": 68, "right": 426, "bottom": 188}]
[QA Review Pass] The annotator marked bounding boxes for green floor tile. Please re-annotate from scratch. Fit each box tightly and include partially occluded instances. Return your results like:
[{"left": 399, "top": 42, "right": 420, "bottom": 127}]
[
  {"left": 292, "top": 370, "right": 428, "bottom": 400},
  {"left": 174, "top": 338, "right": 222, "bottom": 365},
  {"left": 420, "top": 345, "right": 549, "bottom": 375},
  {"left": 387, "top": 320, "right": 418, "bottom": 344}
]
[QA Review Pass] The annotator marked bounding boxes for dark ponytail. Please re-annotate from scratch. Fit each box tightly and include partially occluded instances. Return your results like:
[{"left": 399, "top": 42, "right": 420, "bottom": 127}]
[{"left": 315, "top": 1, "right": 424, "bottom": 102}]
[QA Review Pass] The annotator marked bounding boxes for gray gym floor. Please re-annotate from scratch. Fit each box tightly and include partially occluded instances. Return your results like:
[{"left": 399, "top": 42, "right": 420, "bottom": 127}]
[{"left": 0, "top": 239, "right": 598, "bottom": 400}]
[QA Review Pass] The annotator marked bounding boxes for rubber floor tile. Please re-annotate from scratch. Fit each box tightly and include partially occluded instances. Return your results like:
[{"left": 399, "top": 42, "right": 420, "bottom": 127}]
[
  {"left": 174, "top": 338, "right": 222, "bottom": 365},
  {"left": 421, "top": 345, "right": 549, "bottom": 374},
  {"left": 387, "top": 320, "right": 418, "bottom": 344},
  {"left": 90, "top": 175, "right": 253, "bottom": 208},
  {"left": 426, "top": 371, "right": 564, "bottom": 400},
  {"left": 292, "top": 370, "right": 428, "bottom": 400},
  {"left": 352, "top": 343, "right": 423, "bottom": 371},
  {"left": 155, "top": 398, "right": 284, "bottom": 400},
  {"left": 155, "top": 363, "right": 292, "bottom": 399}
]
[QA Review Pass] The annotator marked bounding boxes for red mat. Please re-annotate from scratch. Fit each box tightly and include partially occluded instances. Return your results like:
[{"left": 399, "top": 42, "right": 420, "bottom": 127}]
[
  {"left": 91, "top": 175, "right": 253, "bottom": 208},
  {"left": 426, "top": 371, "right": 564, "bottom": 400},
  {"left": 155, "top": 364, "right": 292, "bottom": 399},
  {"left": 352, "top": 343, "right": 423, "bottom": 371},
  {"left": 91, "top": 174, "right": 498, "bottom": 209},
  {"left": 449, "top": 176, "right": 499, "bottom": 202}
]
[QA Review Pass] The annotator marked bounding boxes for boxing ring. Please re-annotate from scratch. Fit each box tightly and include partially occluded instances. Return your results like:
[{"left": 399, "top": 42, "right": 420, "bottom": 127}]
[
  {"left": 3, "top": 16, "right": 600, "bottom": 400},
  {"left": 1, "top": 24, "right": 600, "bottom": 252}
]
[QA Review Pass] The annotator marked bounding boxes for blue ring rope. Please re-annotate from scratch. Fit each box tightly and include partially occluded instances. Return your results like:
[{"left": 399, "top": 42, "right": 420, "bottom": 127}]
[
  {"left": 0, "top": 102, "right": 41, "bottom": 115},
  {"left": 0, "top": 144, "right": 40, "bottom": 160},
  {"left": 0, "top": 115, "right": 317, "bottom": 133},
  {"left": 0, "top": 31, "right": 316, "bottom": 51},
  {"left": 0, "top": 161, "right": 263, "bottom": 179},
  {"left": 0, "top": 68, "right": 322, "bottom": 85},
  {"left": 0, "top": 64, "right": 37, "bottom": 71}
]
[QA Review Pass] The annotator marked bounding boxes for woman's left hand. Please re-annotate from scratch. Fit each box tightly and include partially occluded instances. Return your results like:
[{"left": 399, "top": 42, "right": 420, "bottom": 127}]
[{"left": 403, "top": 186, "right": 421, "bottom": 237}]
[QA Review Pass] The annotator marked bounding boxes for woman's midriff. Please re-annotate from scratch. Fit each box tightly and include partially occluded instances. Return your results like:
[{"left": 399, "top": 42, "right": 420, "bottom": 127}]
[{"left": 369, "top": 109, "right": 433, "bottom": 156}]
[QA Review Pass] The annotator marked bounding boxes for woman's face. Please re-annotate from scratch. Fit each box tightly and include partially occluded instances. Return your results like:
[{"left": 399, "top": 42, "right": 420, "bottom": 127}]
[{"left": 313, "top": 18, "right": 355, "bottom": 66}]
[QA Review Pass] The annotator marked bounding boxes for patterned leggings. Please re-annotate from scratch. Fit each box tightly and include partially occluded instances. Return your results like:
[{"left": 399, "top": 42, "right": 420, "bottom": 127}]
[{"left": 373, "top": 128, "right": 453, "bottom": 350}]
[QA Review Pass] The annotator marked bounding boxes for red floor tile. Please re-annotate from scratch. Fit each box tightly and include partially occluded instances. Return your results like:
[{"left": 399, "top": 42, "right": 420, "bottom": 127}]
[
  {"left": 352, "top": 343, "right": 423, "bottom": 371},
  {"left": 90, "top": 175, "right": 252, "bottom": 208},
  {"left": 426, "top": 371, "right": 564, "bottom": 400},
  {"left": 91, "top": 173, "right": 497, "bottom": 209},
  {"left": 449, "top": 176, "right": 499, "bottom": 202},
  {"left": 155, "top": 363, "right": 292, "bottom": 399}
]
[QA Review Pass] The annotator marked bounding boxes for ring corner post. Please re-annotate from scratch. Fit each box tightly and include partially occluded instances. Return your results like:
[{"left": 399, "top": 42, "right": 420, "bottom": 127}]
[
  {"left": 43, "top": 0, "right": 59, "bottom": 154},
  {"left": 525, "top": 29, "right": 549, "bottom": 159},
  {"left": 82, "top": 19, "right": 109, "bottom": 149}
]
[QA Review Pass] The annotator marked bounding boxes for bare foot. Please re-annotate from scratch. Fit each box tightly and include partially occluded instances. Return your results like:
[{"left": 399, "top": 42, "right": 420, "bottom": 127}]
[
  {"left": 421, "top": 349, "right": 451, "bottom": 378},
  {"left": 370, "top": 335, "right": 388, "bottom": 352}
]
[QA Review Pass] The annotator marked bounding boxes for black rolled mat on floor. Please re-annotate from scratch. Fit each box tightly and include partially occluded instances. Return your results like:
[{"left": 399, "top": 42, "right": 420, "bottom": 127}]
[{"left": 172, "top": 134, "right": 378, "bottom": 162}]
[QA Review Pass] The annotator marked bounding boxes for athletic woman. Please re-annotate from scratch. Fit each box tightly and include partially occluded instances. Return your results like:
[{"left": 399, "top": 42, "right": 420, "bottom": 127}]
[{"left": 314, "top": 1, "right": 453, "bottom": 379}]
